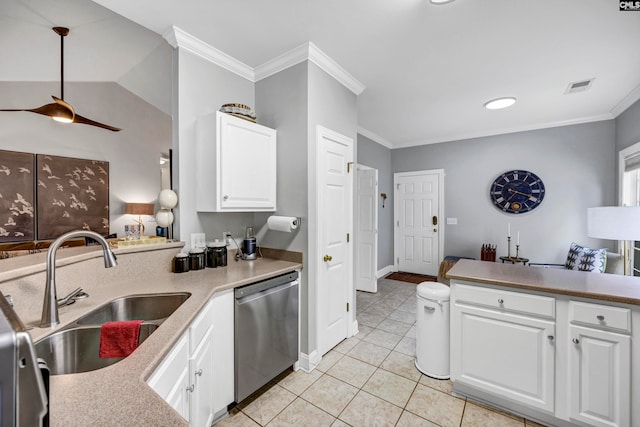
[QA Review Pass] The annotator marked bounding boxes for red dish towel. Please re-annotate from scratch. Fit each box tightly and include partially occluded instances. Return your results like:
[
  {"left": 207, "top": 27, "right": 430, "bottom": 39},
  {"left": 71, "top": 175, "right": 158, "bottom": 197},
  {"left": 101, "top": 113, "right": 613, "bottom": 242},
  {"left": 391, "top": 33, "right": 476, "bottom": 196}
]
[{"left": 99, "top": 320, "right": 144, "bottom": 358}]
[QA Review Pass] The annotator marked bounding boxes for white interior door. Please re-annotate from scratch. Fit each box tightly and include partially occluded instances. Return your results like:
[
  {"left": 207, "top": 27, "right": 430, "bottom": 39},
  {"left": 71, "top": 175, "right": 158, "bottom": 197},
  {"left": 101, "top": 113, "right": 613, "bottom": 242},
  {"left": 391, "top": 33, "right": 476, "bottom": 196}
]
[
  {"left": 356, "top": 166, "right": 378, "bottom": 293},
  {"left": 394, "top": 170, "right": 444, "bottom": 276},
  {"left": 317, "top": 127, "right": 353, "bottom": 355}
]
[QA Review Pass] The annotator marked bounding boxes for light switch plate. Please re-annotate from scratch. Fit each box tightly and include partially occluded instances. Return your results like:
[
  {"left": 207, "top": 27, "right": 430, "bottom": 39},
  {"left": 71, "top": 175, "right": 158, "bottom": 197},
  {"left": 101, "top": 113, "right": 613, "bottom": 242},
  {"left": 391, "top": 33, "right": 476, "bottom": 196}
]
[{"left": 190, "top": 233, "right": 206, "bottom": 249}]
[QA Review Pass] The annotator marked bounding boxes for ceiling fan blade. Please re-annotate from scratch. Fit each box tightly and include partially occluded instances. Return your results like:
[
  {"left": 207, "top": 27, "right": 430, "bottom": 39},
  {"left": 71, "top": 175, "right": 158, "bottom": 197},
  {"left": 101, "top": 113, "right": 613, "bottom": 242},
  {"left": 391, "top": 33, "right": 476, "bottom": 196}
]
[
  {"left": 0, "top": 102, "right": 72, "bottom": 118},
  {"left": 73, "top": 114, "right": 122, "bottom": 132}
]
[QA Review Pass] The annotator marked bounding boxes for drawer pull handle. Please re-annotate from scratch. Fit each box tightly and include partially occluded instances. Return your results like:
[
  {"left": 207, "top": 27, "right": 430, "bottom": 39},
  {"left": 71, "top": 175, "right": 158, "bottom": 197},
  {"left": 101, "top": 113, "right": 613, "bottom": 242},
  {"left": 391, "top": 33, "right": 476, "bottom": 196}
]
[
  {"left": 498, "top": 298, "right": 504, "bottom": 304},
  {"left": 187, "top": 384, "right": 195, "bottom": 393},
  {"left": 596, "top": 315, "right": 605, "bottom": 321},
  {"left": 547, "top": 335, "right": 554, "bottom": 341},
  {"left": 196, "top": 369, "right": 203, "bottom": 377},
  {"left": 572, "top": 338, "right": 580, "bottom": 345},
  {"left": 424, "top": 306, "right": 436, "bottom": 312}
]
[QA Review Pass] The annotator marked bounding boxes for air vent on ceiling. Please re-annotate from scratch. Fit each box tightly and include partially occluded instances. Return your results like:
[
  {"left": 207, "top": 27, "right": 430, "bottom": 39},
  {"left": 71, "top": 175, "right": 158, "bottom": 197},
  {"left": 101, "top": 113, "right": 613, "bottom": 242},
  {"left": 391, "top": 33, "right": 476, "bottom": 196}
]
[{"left": 565, "top": 78, "right": 595, "bottom": 94}]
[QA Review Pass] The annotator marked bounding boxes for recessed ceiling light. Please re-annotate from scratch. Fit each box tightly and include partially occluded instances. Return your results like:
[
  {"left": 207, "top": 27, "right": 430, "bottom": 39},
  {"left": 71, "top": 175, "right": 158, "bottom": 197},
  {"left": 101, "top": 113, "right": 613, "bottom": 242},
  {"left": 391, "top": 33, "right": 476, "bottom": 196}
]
[
  {"left": 430, "top": 0, "right": 456, "bottom": 3},
  {"left": 484, "top": 97, "right": 517, "bottom": 110}
]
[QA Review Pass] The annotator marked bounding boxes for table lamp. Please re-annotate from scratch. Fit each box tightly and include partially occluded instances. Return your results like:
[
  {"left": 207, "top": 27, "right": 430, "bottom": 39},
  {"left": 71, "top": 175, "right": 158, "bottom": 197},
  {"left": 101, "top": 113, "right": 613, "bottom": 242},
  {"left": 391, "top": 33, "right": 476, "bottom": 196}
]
[
  {"left": 587, "top": 206, "right": 640, "bottom": 275},
  {"left": 125, "top": 203, "right": 155, "bottom": 236}
]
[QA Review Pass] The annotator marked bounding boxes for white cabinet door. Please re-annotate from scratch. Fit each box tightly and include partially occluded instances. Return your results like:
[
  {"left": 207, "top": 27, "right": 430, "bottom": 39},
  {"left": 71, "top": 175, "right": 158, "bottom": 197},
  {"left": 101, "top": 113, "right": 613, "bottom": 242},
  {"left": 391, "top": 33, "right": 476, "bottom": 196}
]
[
  {"left": 196, "top": 111, "right": 277, "bottom": 212},
  {"left": 212, "top": 289, "right": 235, "bottom": 414},
  {"left": 569, "top": 325, "right": 631, "bottom": 427},
  {"left": 451, "top": 304, "right": 555, "bottom": 413},
  {"left": 147, "top": 333, "right": 190, "bottom": 421},
  {"left": 189, "top": 327, "right": 215, "bottom": 427}
]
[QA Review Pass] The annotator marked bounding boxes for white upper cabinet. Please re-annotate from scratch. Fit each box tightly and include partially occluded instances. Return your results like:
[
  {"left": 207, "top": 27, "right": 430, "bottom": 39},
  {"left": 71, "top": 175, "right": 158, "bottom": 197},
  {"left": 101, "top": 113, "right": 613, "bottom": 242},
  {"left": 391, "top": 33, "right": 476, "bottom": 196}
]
[{"left": 196, "top": 111, "right": 277, "bottom": 212}]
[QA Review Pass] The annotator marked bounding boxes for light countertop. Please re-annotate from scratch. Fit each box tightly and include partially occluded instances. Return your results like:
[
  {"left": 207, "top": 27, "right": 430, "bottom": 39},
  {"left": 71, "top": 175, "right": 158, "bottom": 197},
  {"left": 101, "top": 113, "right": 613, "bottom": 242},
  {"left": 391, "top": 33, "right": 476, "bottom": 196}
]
[
  {"left": 1, "top": 243, "right": 302, "bottom": 426},
  {"left": 447, "top": 259, "right": 640, "bottom": 306}
]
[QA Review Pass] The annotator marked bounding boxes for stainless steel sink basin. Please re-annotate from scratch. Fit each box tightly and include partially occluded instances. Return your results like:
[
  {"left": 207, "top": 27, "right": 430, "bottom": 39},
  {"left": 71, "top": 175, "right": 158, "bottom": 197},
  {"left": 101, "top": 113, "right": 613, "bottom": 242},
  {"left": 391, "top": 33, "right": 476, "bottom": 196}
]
[
  {"left": 75, "top": 292, "right": 191, "bottom": 325},
  {"left": 35, "top": 292, "right": 191, "bottom": 375},
  {"left": 35, "top": 323, "right": 158, "bottom": 375}
]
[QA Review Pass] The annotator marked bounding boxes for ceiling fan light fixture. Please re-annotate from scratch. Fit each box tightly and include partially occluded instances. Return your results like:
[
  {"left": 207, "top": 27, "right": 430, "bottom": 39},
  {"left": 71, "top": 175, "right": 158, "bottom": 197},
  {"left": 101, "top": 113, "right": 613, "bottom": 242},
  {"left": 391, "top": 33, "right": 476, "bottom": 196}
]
[{"left": 484, "top": 97, "right": 517, "bottom": 110}]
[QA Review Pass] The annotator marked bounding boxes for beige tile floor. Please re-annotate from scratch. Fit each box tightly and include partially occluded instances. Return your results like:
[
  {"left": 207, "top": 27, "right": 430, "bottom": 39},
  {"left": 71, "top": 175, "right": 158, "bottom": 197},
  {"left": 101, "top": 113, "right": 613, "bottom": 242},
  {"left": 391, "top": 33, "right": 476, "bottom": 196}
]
[{"left": 215, "top": 278, "right": 548, "bottom": 427}]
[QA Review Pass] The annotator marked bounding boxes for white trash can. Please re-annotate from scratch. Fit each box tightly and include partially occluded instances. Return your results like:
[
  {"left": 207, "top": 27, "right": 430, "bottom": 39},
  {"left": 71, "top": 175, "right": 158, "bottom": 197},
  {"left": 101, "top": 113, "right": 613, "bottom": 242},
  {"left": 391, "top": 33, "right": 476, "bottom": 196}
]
[{"left": 415, "top": 281, "right": 450, "bottom": 379}]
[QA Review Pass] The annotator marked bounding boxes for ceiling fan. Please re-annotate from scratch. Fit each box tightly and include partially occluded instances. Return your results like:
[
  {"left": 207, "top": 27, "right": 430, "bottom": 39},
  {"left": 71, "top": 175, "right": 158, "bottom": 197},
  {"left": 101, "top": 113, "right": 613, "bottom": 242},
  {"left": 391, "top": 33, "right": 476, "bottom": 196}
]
[{"left": 0, "top": 27, "right": 121, "bottom": 132}]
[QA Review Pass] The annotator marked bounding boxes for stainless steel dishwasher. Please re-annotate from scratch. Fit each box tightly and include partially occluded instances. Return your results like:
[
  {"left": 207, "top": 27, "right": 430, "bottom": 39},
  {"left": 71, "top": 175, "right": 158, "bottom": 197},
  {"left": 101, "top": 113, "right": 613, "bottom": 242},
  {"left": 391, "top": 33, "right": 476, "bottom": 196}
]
[{"left": 234, "top": 271, "right": 299, "bottom": 403}]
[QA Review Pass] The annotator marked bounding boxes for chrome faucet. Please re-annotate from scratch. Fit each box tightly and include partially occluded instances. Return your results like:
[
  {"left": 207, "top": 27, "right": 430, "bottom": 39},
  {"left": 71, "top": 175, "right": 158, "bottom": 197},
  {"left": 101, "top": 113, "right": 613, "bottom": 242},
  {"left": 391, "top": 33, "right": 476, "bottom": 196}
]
[{"left": 40, "top": 230, "right": 117, "bottom": 328}]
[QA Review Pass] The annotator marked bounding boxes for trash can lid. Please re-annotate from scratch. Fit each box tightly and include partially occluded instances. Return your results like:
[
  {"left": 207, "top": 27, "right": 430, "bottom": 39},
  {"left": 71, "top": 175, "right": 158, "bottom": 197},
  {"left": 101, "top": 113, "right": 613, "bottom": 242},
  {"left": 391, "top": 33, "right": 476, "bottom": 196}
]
[{"left": 417, "top": 281, "right": 450, "bottom": 299}]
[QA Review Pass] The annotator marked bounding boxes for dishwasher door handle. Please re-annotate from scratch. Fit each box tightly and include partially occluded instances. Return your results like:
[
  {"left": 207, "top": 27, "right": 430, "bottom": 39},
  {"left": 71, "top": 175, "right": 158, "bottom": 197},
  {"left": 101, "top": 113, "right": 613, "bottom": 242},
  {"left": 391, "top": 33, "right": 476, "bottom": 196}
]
[{"left": 235, "top": 280, "right": 299, "bottom": 305}]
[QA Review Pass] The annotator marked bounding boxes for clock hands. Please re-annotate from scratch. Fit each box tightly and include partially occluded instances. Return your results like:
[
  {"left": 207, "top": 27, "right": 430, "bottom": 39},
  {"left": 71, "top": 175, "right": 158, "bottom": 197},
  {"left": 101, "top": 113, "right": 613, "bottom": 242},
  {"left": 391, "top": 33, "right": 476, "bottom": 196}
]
[{"left": 507, "top": 188, "right": 532, "bottom": 198}]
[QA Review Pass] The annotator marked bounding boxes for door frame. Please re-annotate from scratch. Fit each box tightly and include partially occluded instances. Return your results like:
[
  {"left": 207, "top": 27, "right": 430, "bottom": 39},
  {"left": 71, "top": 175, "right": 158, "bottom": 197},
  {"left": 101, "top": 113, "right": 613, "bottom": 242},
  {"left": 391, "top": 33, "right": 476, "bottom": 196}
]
[
  {"left": 355, "top": 164, "right": 378, "bottom": 293},
  {"left": 312, "top": 125, "right": 356, "bottom": 360},
  {"left": 393, "top": 169, "right": 445, "bottom": 274}
]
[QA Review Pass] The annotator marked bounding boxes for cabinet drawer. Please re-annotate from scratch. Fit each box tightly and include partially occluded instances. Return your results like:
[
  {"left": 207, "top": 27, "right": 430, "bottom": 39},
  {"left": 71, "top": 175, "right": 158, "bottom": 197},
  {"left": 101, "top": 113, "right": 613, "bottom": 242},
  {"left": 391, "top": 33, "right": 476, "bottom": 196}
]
[
  {"left": 190, "top": 299, "right": 215, "bottom": 353},
  {"left": 454, "top": 283, "right": 555, "bottom": 319},
  {"left": 569, "top": 301, "right": 631, "bottom": 333}
]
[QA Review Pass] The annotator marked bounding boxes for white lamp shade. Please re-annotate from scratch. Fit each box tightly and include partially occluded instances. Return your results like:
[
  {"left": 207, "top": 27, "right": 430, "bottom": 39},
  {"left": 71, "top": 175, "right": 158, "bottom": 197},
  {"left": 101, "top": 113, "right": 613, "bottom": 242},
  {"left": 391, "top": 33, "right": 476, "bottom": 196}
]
[
  {"left": 587, "top": 207, "right": 640, "bottom": 240},
  {"left": 158, "top": 189, "right": 178, "bottom": 209},
  {"left": 156, "top": 209, "right": 175, "bottom": 227}
]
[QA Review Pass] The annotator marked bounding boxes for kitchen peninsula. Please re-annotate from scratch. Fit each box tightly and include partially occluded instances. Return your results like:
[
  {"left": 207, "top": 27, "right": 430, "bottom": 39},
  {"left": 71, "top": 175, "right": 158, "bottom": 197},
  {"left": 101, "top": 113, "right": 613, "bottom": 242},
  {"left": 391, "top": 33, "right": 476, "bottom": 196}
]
[
  {"left": 447, "top": 259, "right": 640, "bottom": 427},
  {"left": 0, "top": 242, "right": 302, "bottom": 426}
]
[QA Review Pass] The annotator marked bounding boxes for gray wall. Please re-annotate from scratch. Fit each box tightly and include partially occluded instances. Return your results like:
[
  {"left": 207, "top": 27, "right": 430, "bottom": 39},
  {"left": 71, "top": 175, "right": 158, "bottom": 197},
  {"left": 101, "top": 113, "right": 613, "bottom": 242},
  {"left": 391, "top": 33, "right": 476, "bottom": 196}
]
[
  {"left": 356, "top": 134, "right": 394, "bottom": 270},
  {"left": 0, "top": 81, "right": 171, "bottom": 237},
  {"left": 616, "top": 98, "right": 640, "bottom": 153},
  {"left": 391, "top": 120, "right": 617, "bottom": 264}
]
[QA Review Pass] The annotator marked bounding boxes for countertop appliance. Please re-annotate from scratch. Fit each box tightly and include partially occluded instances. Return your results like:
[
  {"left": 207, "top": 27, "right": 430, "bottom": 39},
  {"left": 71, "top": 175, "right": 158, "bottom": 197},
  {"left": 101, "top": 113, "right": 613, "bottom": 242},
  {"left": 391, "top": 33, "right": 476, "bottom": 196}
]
[
  {"left": 241, "top": 226, "right": 257, "bottom": 260},
  {"left": 234, "top": 271, "right": 299, "bottom": 402},
  {"left": 0, "top": 292, "right": 49, "bottom": 427}
]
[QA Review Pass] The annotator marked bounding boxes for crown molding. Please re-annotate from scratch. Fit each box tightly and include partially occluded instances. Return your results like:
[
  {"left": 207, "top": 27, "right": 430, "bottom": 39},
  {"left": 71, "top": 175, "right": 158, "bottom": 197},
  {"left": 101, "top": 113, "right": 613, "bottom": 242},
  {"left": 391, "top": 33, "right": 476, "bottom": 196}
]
[
  {"left": 254, "top": 42, "right": 365, "bottom": 95},
  {"left": 610, "top": 84, "right": 640, "bottom": 118},
  {"left": 163, "top": 26, "right": 254, "bottom": 82},
  {"left": 357, "top": 127, "right": 393, "bottom": 149},
  {"left": 392, "top": 114, "right": 614, "bottom": 149}
]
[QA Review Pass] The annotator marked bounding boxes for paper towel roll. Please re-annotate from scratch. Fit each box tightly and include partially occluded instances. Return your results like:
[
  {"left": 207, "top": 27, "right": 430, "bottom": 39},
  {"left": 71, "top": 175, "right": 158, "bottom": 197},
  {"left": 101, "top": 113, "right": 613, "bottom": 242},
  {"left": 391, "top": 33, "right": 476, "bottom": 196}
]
[{"left": 267, "top": 216, "right": 299, "bottom": 232}]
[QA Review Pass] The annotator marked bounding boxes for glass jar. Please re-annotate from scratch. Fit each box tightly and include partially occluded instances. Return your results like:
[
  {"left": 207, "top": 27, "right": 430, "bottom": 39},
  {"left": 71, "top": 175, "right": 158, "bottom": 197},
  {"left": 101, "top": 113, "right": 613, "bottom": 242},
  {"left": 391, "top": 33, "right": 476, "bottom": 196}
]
[
  {"left": 173, "top": 252, "right": 189, "bottom": 273},
  {"left": 189, "top": 248, "right": 205, "bottom": 270},
  {"left": 206, "top": 240, "right": 227, "bottom": 268}
]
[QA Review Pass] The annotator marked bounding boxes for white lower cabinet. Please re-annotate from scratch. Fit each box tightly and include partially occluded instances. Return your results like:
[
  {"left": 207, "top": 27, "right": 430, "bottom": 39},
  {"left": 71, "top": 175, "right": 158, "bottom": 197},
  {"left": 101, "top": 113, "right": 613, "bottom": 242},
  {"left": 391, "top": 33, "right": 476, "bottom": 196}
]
[
  {"left": 148, "top": 289, "right": 235, "bottom": 426},
  {"left": 451, "top": 281, "right": 635, "bottom": 427},
  {"left": 568, "top": 303, "right": 631, "bottom": 427}
]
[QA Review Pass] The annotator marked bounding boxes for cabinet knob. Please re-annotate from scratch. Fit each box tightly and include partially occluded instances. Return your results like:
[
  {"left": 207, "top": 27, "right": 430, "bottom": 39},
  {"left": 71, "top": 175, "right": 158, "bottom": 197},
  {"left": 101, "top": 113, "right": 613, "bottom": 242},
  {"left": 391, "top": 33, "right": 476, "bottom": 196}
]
[
  {"left": 547, "top": 335, "right": 554, "bottom": 341},
  {"left": 596, "top": 315, "right": 605, "bottom": 321},
  {"left": 572, "top": 338, "right": 580, "bottom": 345},
  {"left": 223, "top": 195, "right": 229, "bottom": 201},
  {"left": 196, "top": 369, "right": 203, "bottom": 377},
  {"left": 323, "top": 254, "right": 333, "bottom": 262},
  {"left": 498, "top": 298, "right": 504, "bottom": 304},
  {"left": 186, "top": 384, "right": 195, "bottom": 393}
]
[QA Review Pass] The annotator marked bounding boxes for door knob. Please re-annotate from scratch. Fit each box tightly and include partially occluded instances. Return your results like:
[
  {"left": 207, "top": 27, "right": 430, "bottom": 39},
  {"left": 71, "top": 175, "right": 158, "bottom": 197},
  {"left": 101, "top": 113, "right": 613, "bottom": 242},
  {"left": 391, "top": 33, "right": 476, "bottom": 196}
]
[{"left": 323, "top": 254, "right": 333, "bottom": 262}]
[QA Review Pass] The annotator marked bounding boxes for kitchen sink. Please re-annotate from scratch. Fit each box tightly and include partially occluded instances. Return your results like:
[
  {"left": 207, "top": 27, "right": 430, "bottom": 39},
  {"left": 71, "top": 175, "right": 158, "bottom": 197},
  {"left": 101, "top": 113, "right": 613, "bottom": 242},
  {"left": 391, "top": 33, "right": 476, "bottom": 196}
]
[
  {"left": 35, "top": 292, "right": 191, "bottom": 375},
  {"left": 75, "top": 292, "right": 191, "bottom": 325},
  {"left": 35, "top": 323, "right": 159, "bottom": 375}
]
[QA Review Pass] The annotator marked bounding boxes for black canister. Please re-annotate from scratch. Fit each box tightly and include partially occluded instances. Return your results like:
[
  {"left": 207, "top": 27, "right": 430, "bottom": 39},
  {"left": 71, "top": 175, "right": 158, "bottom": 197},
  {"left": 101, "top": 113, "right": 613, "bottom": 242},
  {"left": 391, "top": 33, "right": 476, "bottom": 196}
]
[
  {"left": 189, "top": 248, "right": 205, "bottom": 270},
  {"left": 206, "top": 240, "right": 227, "bottom": 268},
  {"left": 173, "top": 252, "right": 189, "bottom": 273}
]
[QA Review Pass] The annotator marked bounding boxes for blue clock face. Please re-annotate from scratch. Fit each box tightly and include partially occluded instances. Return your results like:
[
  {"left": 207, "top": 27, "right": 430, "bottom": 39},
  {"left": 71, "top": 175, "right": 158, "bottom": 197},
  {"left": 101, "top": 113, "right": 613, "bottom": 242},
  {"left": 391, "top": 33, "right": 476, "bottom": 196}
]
[{"left": 490, "top": 170, "right": 545, "bottom": 214}]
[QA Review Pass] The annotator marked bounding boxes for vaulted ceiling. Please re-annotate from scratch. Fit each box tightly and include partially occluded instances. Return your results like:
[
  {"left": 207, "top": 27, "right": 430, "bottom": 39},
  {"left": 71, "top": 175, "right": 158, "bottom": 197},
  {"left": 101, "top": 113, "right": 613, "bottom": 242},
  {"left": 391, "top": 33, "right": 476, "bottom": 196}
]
[{"left": 2, "top": 0, "right": 640, "bottom": 148}]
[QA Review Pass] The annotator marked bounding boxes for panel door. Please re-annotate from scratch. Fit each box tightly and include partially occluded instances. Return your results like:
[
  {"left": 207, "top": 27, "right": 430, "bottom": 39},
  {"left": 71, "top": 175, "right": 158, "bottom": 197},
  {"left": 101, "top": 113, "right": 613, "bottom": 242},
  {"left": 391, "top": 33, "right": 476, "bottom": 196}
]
[
  {"left": 317, "top": 126, "right": 353, "bottom": 355},
  {"left": 395, "top": 171, "right": 441, "bottom": 276},
  {"left": 451, "top": 304, "right": 555, "bottom": 413},
  {"left": 189, "top": 327, "right": 214, "bottom": 427},
  {"left": 569, "top": 325, "right": 630, "bottom": 427},
  {"left": 356, "top": 167, "right": 378, "bottom": 293}
]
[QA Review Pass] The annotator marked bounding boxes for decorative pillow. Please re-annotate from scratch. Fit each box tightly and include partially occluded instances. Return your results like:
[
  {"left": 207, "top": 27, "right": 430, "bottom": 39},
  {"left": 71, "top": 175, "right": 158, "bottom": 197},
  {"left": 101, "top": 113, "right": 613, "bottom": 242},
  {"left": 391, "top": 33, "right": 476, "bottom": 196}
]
[{"left": 564, "top": 242, "right": 607, "bottom": 273}]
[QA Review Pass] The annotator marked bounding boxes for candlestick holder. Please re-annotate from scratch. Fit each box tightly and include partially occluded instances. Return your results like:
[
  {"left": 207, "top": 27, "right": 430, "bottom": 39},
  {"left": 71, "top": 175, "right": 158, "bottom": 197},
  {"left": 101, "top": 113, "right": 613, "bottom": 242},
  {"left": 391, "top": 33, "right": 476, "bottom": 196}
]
[
  {"left": 507, "top": 236, "right": 511, "bottom": 259},
  {"left": 515, "top": 244, "right": 520, "bottom": 261}
]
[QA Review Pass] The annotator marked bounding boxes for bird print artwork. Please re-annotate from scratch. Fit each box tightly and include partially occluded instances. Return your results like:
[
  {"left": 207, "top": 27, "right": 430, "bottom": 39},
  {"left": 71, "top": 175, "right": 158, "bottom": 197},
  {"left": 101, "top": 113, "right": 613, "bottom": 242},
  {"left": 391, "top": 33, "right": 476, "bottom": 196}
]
[
  {"left": 0, "top": 150, "right": 36, "bottom": 242},
  {"left": 36, "top": 154, "right": 109, "bottom": 239}
]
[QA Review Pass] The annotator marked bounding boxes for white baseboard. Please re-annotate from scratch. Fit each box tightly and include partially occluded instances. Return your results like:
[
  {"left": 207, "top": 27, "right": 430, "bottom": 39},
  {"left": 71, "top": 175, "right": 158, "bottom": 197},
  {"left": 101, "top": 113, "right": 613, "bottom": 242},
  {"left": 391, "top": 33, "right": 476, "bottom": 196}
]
[
  {"left": 376, "top": 264, "right": 395, "bottom": 278},
  {"left": 298, "top": 350, "right": 320, "bottom": 372}
]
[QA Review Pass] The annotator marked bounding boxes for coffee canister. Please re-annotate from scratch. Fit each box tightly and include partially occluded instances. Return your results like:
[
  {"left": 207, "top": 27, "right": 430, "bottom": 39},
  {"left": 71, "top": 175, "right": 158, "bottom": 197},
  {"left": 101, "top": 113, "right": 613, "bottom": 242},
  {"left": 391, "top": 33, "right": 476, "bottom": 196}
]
[
  {"left": 189, "top": 248, "right": 206, "bottom": 270},
  {"left": 173, "top": 252, "right": 190, "bottom": 273},
  {"left": 206, "top": 240, "right": 227, "bottom": 268}
]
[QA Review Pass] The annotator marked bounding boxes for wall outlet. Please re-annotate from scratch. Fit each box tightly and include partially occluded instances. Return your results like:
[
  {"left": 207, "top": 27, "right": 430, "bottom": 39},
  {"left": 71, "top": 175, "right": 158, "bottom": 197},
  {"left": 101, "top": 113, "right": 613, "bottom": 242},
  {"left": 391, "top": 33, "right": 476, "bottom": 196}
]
[
  {"left": 223, "top": 232, "right": 232, "bottom": 245},
  {"left": 190, "top": 232, "right": 206, "bottom": 249}
]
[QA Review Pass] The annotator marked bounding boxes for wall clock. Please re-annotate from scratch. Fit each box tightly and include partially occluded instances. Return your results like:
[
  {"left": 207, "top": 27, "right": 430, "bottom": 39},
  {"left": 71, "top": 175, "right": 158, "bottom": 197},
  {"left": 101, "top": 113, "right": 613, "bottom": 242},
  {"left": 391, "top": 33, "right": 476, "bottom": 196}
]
[{"left": 490, "top": 170, "right": 545, "bottom": 214}]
